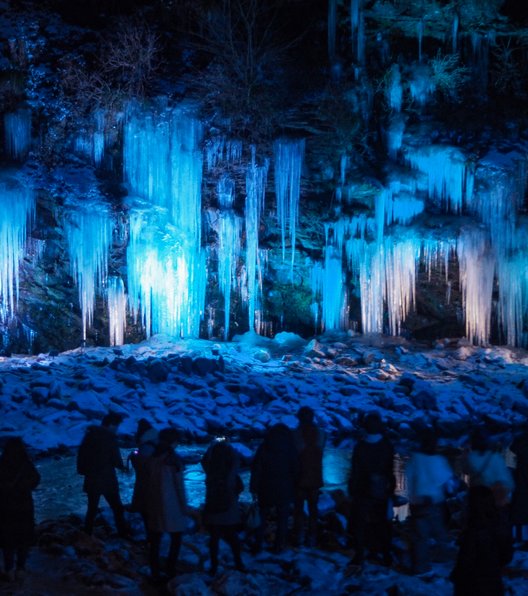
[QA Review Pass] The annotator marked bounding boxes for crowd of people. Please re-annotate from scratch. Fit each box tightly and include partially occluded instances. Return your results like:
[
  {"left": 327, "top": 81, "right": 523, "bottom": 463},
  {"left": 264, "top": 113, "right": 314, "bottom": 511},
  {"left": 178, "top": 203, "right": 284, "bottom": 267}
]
[{"left": 0, "top": 408, "right": 527, "bottom": 594}]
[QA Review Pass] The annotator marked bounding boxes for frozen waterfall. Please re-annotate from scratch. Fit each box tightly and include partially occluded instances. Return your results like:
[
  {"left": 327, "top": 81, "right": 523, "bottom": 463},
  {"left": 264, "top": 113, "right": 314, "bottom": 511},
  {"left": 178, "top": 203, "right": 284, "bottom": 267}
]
[
  {"left": 274, "top": 138, "right": 304, "bottom": 279},
  {"left": 63, "top": 204, "right": 112, "bottom": 341},
  {"left": 123, "top": 103, "right": 206, "bottom": 338},
  {"left": 4, "top": 108, "right": 31, "bottom": 160},
  {"left": 0, "top": 176, "right": 35, "bottom": 320}
]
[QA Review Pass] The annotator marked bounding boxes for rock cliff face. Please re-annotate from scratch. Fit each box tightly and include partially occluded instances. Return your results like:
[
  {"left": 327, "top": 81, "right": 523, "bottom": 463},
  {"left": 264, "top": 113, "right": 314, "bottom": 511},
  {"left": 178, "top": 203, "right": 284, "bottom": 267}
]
[{"left": 1, "top": 0, "right": 527, "bottom": 354}]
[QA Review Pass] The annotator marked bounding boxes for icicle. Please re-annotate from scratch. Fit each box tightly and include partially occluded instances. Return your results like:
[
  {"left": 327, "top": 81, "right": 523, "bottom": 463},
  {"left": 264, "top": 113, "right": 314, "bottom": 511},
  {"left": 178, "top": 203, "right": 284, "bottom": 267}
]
[
  {"left": 217, "top": 175, "right": 242, "bottom": 340},
  {"left": 123, "top": 102, "right": 206, "bottom": 339},
  {"left": 127, "top": 205, "right": 206, "bottom": 339},
  {"left": 93, "top": 109, "right": 105, "bottom": 167},
  {"left": 107, "top": 276, "right": 126, "bottom": 346},
  {"left": 350, "top": 0, "right": 365, "bottom": 65},
  {"left": 387, "top": 64, "right": 403, "bottom": 113},
  {"left": 64, "top": 203, "right": 112, "bottom": 341},
  {"left": 405, "top": 145, "right": 472, "bottom": 213},
  {"left": 386, "top": 114, "right": 405, "bottom": 160},
  {"left": 417, "top": 19, "right": 424, "bottom": 63},
  {"left": 452, "top": 14, "right": 459, "bottom": 54},
  {"left": 470, "top": 32, "right": 489, "bottom": 97},
  {"left": 205, "top": 137, "right": 243, "bottom": 170},
  {"left": 328, "top": 0, "right": 337, "bottom": 63},
  {"left": 244, "top": 147, "right": 269, "bottom": 333},
  {"left": 4, "top": 108, "right": 31, "bottom": 160},
  {"left": 310, "top": 248, "right": 346, "bottom": 332},
  {"left": 457, "top": 227, "right": 495, "bottom": 346},
  {"left": 0, "top": 176, "right": 35, "bottom": 320},
  {"left": 274, "top": 138, "right": 304, "bottom": 280}
]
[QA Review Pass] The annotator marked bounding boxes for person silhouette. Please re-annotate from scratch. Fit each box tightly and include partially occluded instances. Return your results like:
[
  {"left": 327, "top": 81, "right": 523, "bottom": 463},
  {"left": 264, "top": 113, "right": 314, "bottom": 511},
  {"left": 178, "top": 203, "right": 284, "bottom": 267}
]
[
  {"left": 0, "top": 437, "right": 40, "bottom": 582},
  {"left": 77, "top": 412, "right": 128, "bottom": 536}
]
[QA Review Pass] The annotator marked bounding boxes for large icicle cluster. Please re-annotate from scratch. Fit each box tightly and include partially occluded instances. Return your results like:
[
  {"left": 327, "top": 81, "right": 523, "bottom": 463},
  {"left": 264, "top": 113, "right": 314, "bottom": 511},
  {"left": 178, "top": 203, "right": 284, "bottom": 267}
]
[
  {"left": 244, "top": 147, "right": 269, "bottom": 334},
  {"left": 273, "top": 138, "right": 304, "bottom": 279},
  {"left": 124, "top": 103, "right": 206, "bottom": 339},
  {"left": 0, "top": 175, "right": 35, "bottom": 321},
  {"left": 63, "top": 203, "right": 112, "bottom": 340},
  {"left": 4, "top": 108, "right": 31, "bottom": 160}
]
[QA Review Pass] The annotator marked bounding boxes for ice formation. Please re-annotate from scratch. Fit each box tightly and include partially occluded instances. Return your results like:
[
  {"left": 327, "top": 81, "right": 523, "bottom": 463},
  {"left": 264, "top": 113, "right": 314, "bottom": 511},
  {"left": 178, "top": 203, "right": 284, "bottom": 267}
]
[
  {"left": 274, "top": 138, "right": 304, "bottom": 279},
  {"left": 404, "top": 145, "right": 473, "bottom": 213},
  {"left": 216, "top": 176, "right": 242, "bottom": 340},
  {"left": 0, "top": 176, "right": 35, "bottom": 320},
  {"left": 63, "top": 203, "right": 112, "bottom": 341},
  {"left": 123, "top": 103, "right": 206, "bottom": 338},
  {"left": 107, "top": 276, "right": 126, "bottom": 346},
  {"left": 4, "top": 108, "right": 31, "bottom": 160},
  {"left": 244, "top": 148, "right": 269, "bottom": 333}
]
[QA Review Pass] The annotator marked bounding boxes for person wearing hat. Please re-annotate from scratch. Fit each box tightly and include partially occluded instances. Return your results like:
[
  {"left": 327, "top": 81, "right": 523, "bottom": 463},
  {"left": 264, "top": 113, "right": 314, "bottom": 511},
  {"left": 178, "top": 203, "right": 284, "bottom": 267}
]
[
  {"left": 292, "top": 406, "right": 326, "bottom": 547},
  {"left": 347, "top": 412, "right": 395, "bottom": 566},
  {"left": 77, "top": 411, "right": 129, "bottom": 537}
]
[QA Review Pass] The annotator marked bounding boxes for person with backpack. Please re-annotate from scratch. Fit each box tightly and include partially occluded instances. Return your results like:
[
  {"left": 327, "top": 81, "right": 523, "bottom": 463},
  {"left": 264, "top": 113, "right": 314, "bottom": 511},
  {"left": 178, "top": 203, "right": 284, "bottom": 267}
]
[
  {"left": 146, "top": 427, "right": 188, "bottom": 582},
  {"left": 292, "top": 406, "right": 326, "bottom": 547},
  {"left": 76, "top": 412, "right": 129, "bottom": 537},
  {"left": 201, "top": 437, "right": 245, "bottom": 575},
  {"left": 347, "top": 412, "right": 395, "bottom": 567}
]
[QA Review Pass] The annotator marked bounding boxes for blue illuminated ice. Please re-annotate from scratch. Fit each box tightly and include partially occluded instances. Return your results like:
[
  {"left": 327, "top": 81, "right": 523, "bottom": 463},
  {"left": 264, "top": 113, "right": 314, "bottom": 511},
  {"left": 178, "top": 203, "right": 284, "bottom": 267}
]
[
  {"left": 63, "top": 203, "right": 112, "bottom": 340},
  {"left": 244, "top": 147, "right": 269, "bottom": 333},
  {"left": 107, "top": 276, "right": 126, "bottom": 346},
  {"left": 274, "top": 138, "right": 304, "bottom": 279},
  {"left": 0, "top": 175, "right": 35, "bottom": 320},
  {"left": 4, "top": 108, "right": 31, "bottom": 160},
  {"left": 123, "top": 103, "right": 206, "bottom": 338}
]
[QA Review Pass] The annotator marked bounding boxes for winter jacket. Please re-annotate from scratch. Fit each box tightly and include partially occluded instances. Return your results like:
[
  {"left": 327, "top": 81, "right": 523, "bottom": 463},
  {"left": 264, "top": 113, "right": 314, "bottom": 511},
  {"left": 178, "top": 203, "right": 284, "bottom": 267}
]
[
  {"left": 293, "top": 423, "right": 325, "bottom": 489},
  {"left": 348, "top": 434, "right": 395, "bottom": 502},
  {"left": 202, "top": 444, "right": 242, "bottom": 526},
  {"left": 130, "top": 429, "right": 158, "bottom": 514},
  {"left": 0, "top": 459, "right": 40, "bottom": 548},
  {"left": 406, "top": 452, "right": 454, "bottom": 505},
  {"left": 250, "top": 433, "right": 299, "bottom": 508},
  {"left": 77, "top": 425, "right": 124, "bottom": 495},
  {"left": 147, "top": 449, "right": 187, "bottom": 533}
]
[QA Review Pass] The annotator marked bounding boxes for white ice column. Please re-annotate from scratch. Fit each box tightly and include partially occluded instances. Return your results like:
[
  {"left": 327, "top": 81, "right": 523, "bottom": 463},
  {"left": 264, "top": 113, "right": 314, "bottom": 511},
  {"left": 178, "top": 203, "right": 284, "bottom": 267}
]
[
  {"left": 217, "top": 176, "right": 241, "bottom": 340},
  {"left": 457, "top": 227, "right": 495, "bottom": 345},
  {"left": 4, "top": 108, "right": 31, "bottom": 160},
  {"left": 123, "top": 103, "right": 206, "bottom": 339},
  {"left": 274, "top": 138, "right": 304, "bottom": 279},
  {"left": 64, "top": 204, "right": 112, "bottom": 341},
  {"left": 0, "top": 176, "right": 35, "bottom": 319},
  {"left": 244, "top": 148, "right": 268, "bottom": 333},
  {"left": 107, "top": 276, "right": 126, "bottom": 346}
]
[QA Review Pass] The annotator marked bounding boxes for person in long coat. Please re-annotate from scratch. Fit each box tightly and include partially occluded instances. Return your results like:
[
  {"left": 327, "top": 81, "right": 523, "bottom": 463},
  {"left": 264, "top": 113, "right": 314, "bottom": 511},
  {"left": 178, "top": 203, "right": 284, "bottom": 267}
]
[
  {"left": 451, "top": 485, "right": 513, "bottom": 596},
  {"left": 292, "top": 406, "right": 326, "bottom": 547},
  {"left": 0, "top": 437, "right": 41, "bottom": 581},
  {"left": 146, "top": 427, "right": 187, "bottom": 581},
  {"left": 250, "top": 423, "right": 299, "bottom": 553},
  {"left": 201, "top": 438, "right": 244, "bottom": 575},
  {"left": 76, "top": 412, "right": 128, "bottom": 536},
  {"left": 509, "top": 428, "right": 528, "bottom": 544},
  {"left": 348, "top": 412, "right": 395, "bottom": 566},
  {"left": 128, "top": 419, "right": 158, "bottom": 536}
]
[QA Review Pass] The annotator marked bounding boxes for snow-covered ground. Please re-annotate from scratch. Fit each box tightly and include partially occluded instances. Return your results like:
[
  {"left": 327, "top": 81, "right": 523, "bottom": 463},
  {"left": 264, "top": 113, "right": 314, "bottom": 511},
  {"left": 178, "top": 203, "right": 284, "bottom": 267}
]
[{"left": 2, "top": 331, "right": 528, "bottom": 594}]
